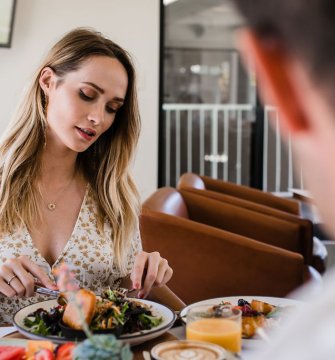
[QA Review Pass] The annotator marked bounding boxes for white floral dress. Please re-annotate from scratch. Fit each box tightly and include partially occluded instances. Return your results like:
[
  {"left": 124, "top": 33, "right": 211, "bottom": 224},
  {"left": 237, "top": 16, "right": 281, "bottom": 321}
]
[{"left": 0, "top": 187, "right": 142, "bottom": 324}]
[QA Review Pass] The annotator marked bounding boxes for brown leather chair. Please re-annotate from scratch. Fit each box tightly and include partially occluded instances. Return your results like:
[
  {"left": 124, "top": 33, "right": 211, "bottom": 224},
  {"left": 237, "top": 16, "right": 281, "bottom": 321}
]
[
  {"left": 144, "top": 187, "right": 313, "bottom": 266},
  {"left": 141, "top": 188, "right": 319, "bottom": 304},
  {"left": 178, "top": 172, "right": 300, "bottom": 215},
  {"left": 177, "top": 173, "right": 326, "bottom": 273}
]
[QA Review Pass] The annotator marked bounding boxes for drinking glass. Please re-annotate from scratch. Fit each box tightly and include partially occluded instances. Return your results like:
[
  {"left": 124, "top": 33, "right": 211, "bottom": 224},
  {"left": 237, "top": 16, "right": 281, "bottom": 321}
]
[{"left": 186, "top": 304, "right": 242, "bottom": 353}]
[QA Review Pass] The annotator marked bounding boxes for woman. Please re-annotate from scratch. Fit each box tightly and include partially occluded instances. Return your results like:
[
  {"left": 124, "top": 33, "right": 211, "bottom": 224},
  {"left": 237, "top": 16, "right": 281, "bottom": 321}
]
[{"left": 0, "top": 28, "right": 173, "bottom": 324}]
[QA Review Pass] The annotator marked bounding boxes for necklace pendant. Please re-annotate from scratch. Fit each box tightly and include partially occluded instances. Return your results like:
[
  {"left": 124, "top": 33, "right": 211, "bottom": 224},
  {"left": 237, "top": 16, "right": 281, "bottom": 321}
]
[{"left": 47, "top": 203, "right": 56, "bottom": 211}]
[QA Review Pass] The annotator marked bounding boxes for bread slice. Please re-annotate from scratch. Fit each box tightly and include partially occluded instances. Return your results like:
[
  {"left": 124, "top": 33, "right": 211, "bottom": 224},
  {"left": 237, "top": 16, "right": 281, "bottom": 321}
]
[
  {"left": 250, "top": 299, "right": 276, "bottom": 315},
  {"left": 242, "top": 314, "right": 265, "bottom": 338},
  {"left": 62, "top": 289, "right": 97, "bottom": 330}
]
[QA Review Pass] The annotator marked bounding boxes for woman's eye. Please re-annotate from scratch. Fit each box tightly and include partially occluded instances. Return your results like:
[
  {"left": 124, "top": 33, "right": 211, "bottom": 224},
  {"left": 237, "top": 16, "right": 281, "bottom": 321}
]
[
  {"left": 106, "top": 106, "right": 117, "bottom": 114},
  {"left": 79, "top": 90, "right": 94, "bottom": 101}
]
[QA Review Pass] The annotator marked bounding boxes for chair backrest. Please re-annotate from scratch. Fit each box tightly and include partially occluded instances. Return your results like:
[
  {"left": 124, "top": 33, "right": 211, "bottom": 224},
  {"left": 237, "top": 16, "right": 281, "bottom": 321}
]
[
  {"left": 178, "top": 189, "right": 313, "bottom": 264},
  {"left": 177, "top": 186, "right": 326, "bottom": 272},
  {"left": 140, "top": 208, "right": 308, "bottom": 304},
  {"left": 178, "top": 172, "right": 300, "bottom": 215},
  {"left": 142, "top": 187, "right": 190, "bottom": 218}
]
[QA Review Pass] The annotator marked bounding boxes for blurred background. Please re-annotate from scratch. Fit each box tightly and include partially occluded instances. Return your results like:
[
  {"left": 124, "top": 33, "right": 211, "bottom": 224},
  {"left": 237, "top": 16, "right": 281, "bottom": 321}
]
[{"left": 0, "top": 0, "right": 304, "bottom": 200}]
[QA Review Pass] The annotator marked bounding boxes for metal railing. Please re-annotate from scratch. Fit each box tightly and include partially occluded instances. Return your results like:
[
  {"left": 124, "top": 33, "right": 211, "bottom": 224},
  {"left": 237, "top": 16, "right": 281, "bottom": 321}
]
[
  {"left": 162, "top": 103, "right": 304, "bottom": 191},
  {"left": 263, "top": 106, "right": 304, "bottom": 192}
]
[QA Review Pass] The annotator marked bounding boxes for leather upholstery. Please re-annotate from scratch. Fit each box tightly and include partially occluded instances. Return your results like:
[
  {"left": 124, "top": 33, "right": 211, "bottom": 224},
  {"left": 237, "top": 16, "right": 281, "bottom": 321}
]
[
  {"left": 141, "top": 187, "right": 319, "bottom": 304},
  {"left": 177, "top": 173, "right": 326, "bottom": 273},
  {"left": 178, "top": 172, "right": 300, "bottom": 215},
  {"left": 144, "top": 187, "right": 313, "bottom": 265}
]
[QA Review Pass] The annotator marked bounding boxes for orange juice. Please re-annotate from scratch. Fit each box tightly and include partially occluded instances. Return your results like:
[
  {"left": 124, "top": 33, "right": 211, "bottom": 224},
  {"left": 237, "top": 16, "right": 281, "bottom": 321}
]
[{"left": 186, "top": 318, "right": 241, "bottom": 353}]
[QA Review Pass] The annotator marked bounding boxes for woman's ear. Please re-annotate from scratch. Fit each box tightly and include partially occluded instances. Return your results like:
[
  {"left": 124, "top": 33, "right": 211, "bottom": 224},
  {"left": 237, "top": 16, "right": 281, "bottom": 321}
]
[
  {"left": 39, "top": 67, "right": 56, "bottom": 95},
  {"left": 238, "top": 29, "right": 309, "bottom": 136}
]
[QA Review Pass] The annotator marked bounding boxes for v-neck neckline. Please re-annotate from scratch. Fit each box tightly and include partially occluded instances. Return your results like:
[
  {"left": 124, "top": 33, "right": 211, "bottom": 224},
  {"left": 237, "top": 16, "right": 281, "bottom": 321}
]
[{"left": 25, "top": 185, "right": 90, "bottom": 271}]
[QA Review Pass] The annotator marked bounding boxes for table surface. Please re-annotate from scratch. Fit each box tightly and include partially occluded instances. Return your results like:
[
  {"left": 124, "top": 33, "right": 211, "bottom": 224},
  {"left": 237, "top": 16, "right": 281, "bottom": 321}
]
[{"left": 2, "top": 325, "right": 262, "bottom": 359}]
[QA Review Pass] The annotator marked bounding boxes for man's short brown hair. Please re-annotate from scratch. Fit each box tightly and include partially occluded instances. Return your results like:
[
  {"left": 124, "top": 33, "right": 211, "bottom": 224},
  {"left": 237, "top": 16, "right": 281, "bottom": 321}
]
[{"left": 234, "top": 0, "right": 335, "bottom": 94}]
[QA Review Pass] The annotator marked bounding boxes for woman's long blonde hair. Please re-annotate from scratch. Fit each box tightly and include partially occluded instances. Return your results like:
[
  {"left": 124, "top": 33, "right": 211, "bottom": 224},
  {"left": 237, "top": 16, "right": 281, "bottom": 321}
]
[{"left": 0, "top": 28, "right": 141, "bottom": 275}]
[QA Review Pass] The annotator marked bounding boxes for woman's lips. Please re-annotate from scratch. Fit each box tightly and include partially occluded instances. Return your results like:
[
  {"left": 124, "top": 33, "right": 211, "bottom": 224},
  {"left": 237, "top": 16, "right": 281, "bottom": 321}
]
[{"left": 75, "top": 126, "right": 96, "bottom": 141}]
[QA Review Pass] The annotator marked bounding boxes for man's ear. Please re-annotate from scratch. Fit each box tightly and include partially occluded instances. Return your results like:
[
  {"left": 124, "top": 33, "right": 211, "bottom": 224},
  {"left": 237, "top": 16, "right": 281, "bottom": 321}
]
[
  {"left": 39, "top": 67, "right": 56, "bottom": 95},
  {"left": 238, "top": 29, "right": 309, "bottom": 136}
]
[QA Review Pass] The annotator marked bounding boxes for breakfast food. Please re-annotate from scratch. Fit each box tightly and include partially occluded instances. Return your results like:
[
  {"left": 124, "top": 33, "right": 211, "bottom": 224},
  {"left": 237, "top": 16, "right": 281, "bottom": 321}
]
[
  {"left": 217, "top": 298, "right": 281, "bottom": 338},
  {"left": 0, "top": 346, "right": 25, "bottom": 360},
  {"left": 62, "top": 289, "right": 97, "bottom": 330},
  {"left": 0, "top": 338, "right": 128, "bottom": 360},
  {"left": 250, "top": 299, "right": 276, "bottom": 314},
  {"left": 23, "top": 288, "right": 162, "bottom": 337}
]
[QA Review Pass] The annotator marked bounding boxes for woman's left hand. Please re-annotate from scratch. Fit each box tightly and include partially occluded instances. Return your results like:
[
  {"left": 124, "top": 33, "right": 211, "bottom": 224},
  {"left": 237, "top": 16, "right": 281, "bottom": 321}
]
[{"left": 130, "top": 251, "right": 173, "bottom": 299}]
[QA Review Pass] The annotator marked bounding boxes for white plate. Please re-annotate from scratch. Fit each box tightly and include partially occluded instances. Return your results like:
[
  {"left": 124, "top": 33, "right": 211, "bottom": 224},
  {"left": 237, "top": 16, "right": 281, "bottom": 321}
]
[
  {"left": 180, "top": 296, "right": 301, "bottom": 322},
  {"left": 14, "top": 298, "right": 176, "bottom": 346},
  {"left": 180, "top": 295, "right": 301, "bottom": 343}
]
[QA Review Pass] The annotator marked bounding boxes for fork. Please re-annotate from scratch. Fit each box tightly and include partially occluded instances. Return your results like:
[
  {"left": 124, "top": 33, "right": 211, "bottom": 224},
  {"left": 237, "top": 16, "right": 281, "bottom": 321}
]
[
  {"left": 114, "top": 287, "right": 139, "bottom": 298},
  {"left": 34, "top": 286, "right": 138, "bottom": 298},
  {"left": 34, "top": 285, "right": 60, "bottom": 297}
]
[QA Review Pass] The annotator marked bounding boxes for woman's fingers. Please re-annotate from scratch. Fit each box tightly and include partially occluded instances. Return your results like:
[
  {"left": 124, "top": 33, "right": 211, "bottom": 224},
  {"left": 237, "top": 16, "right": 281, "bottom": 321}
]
[
  {"left": 19, "top": 256, "right": 57, "bottom": 290},
  {"left": 130, "top": 252, "right": 148, "bottom": 290},
  {"left": 162, "top": 265, "right": 173, "bottom": 286},
  {"left": 0, "top": 266, "right": 20, "bottom": 297},
  {"left": 0, "top": 256, "right": 56, "bottom": 298},
  {"left": 0, "top": 259, "right": 32, "bottom": 297},
  {"left": 131, "top": 251, "right": 173, "bottom": 299},
  {"left": 154, "top": 259, "right": 173, "bottom": 287},
  {"left": 139, "top": 252, "right": 160, "bottom": 298}
]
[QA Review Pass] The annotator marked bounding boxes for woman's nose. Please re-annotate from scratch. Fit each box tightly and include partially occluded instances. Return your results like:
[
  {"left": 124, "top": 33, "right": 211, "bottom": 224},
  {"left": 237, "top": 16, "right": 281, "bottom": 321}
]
[{"left": 88, "top": 104, "right": 104, "bottom": 124}]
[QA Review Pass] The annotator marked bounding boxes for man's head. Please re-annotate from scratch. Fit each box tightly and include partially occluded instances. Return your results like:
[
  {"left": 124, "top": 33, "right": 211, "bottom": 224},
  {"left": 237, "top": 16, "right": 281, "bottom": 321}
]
[
  {"left": 235, "top": 0, "right": 335, "bottom": 93},
  {"left": 234, "top": 0, "right": 335, "bottom": 236}
]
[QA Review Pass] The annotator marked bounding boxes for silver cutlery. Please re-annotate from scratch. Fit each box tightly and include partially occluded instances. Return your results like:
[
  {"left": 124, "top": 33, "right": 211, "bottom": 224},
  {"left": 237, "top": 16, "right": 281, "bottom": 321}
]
[
  {"left": 34, "top": 286, "right": 139, "bottom": 298},
  {"left": 34, "top": 286, "right": 60, "bottom": 297}
]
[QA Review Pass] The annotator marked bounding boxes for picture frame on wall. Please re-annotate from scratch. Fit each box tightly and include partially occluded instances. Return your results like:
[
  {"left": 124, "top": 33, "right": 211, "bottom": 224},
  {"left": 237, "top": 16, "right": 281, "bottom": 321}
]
[{"left": 0, "top": 0, "right": 17, "bottom": 48}]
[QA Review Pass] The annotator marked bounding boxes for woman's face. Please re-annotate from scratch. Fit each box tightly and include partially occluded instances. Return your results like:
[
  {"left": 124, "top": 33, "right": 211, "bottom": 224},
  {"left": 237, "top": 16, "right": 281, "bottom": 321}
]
[{"left": 40, "top": 55, "right": 128, "bottom": 153}]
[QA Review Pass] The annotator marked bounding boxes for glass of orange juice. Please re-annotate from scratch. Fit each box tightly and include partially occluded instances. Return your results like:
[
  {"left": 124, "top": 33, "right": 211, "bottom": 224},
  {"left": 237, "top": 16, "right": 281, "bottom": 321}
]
[{"left": 186, "top": 304, "right": 242, "bottom": 353}]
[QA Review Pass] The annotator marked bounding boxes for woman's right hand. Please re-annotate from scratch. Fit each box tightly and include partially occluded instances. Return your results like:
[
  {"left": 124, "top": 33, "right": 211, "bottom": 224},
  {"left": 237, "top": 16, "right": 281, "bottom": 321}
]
[{"left": 0, "top": 255, "right": 57, "bottom": 298}]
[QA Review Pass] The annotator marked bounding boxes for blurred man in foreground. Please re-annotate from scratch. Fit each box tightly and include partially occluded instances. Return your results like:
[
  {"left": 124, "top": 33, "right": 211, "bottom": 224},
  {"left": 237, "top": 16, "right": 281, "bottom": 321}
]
[{"left": 234, "top": 0, "right": 335, "bottom": 358}]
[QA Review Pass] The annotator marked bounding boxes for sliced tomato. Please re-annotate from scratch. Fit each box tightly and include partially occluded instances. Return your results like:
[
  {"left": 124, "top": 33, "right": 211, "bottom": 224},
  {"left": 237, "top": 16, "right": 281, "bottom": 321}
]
[
  {"left": 34, "top": 349, "right": 55, "bottom": 360},
  {"left": 55, "top": 343, "right": 75, "bottom": 360},
  {"left": 0, "top": 346, "right": 25, "bottom": 360}
]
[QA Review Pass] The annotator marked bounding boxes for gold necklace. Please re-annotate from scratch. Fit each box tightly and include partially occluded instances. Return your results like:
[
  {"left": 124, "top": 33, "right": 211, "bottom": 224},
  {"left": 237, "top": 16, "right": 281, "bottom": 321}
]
[{"left": 38, "top": 173, "right": 76, "bottom": 211}]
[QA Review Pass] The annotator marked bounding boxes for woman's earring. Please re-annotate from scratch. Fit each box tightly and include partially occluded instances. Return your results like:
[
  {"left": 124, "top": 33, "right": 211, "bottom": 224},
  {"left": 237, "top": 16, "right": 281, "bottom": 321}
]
[
  {"left": 43, "top": 123, "right": 47, "bottom": 148},
  {"left": 43, "top": 93, "right": 48, "bottom": 147},
  {"left": 43, "top": 93, "right": 49, "bottom": 115}
]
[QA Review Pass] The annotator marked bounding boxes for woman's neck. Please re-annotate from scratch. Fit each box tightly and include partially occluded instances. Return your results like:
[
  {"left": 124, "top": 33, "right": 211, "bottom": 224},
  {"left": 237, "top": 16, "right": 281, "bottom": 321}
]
[{"left": 38, "top": 147, "right": 79, "bottom": 185}]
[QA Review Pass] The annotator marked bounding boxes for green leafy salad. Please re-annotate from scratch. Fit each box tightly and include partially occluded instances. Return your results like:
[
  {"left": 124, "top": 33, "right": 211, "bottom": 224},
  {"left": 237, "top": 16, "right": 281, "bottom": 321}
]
[{"left": 23, "top": 288, "right": 163, "bottom": 337}]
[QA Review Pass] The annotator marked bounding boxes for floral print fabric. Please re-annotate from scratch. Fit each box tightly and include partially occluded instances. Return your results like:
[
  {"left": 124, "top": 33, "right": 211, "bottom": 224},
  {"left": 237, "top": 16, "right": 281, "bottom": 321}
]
[{"left": 0, "top": 186, "right": 142, "bottom": 324}]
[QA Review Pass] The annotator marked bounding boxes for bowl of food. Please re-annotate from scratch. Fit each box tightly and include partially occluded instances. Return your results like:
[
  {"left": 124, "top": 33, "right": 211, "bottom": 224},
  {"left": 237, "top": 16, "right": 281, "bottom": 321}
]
[{"left": 14, "top": 288, "right": 176, "bottom": 345}]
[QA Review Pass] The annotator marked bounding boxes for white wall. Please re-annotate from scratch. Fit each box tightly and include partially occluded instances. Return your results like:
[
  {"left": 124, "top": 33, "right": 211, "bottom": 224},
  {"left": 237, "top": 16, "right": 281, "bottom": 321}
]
[{"left": 0, "top": 0, "right": 160, "bottom": 200}]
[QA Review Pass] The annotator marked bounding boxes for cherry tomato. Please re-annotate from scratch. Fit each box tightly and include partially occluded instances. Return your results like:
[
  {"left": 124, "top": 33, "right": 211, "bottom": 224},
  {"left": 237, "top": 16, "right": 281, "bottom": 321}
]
[{"left": 55, "top": 343, "right": 75, "bottom": 360}]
